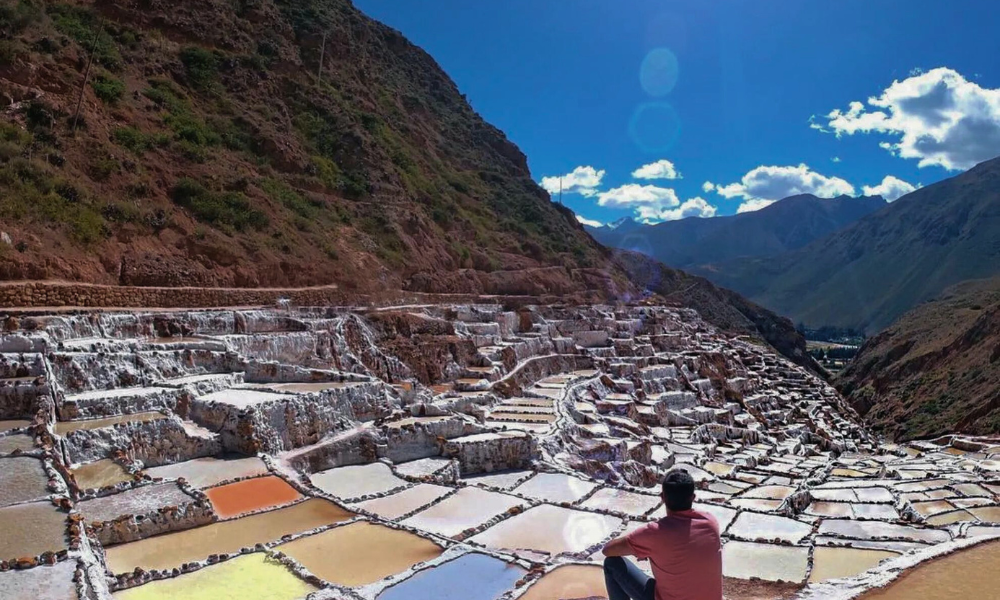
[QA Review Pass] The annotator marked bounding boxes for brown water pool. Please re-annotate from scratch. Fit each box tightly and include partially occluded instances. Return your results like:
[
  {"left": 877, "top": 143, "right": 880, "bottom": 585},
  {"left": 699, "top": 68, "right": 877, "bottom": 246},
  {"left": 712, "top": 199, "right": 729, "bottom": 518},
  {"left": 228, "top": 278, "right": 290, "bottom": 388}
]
[
  {"left": 0, "top": 501, "right": 68, "bottom": 560},
  {"left": 72, "top": 459, "right": 132, "bottom": 490},
  {"left": 276, "top": 521, "right": 442, "bottom": 586},
  {"left": 860, "top": 540, "right": 1000, "bottom": 600},
  {"left": 518, "top": 565, "right": 607, "bottom": 600},
  {"left": 104, "top": 498, "right": 353, "bottom": 573}
]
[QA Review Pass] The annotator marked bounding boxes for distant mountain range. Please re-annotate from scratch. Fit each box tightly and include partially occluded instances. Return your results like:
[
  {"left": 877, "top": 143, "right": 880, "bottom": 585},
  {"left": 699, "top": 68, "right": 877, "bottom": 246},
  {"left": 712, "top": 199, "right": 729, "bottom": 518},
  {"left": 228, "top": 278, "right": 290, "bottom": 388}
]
[
  {"left": 587, "top": 193, "right": 886, "bottom": 269},
  {"left": 695, "top": 157, "right": 1000, "bottom": 333},
  {"left": 590, "top": 156, "right": 1000, "bottom": 333}
]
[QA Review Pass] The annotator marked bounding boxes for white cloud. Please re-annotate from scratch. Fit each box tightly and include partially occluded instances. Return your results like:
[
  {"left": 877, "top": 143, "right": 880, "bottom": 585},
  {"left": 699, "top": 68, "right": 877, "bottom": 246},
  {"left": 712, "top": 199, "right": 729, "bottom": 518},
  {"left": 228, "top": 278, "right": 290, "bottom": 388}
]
[
  {"left": 631, "top": 159, "right": 682, "bottom": 180},
  {"left": 707, "top": 164, "right": 855, "bottom": 202},
  {"left": 596, "top": 184, "right": 680, "bottom": 209},
  {"left": 862, "top": 175, "right": 919, "bottom": 202},
  {"left": 540, "top": 166, "right": 605, "bottom": 197},
  {"left": 595, "top": 184, "right": 714, "bottom": 224},
  {"left": 736, "top": 199, "right": 776, "bottom": 214},
  {"left": 575, "top": 214, "right": 603, "bottom": 227},
  {"left": 818, "top": 67, "right": 1000, "bottom": 171},
  {"left": 831, "top": 156, "right": 842, "bottom": 163},
  {"left": 702, "top": 181, "right": 715, "bottom": 193},
  {"left": 639, "top": 197, "right": 717, "bottom": 222}
]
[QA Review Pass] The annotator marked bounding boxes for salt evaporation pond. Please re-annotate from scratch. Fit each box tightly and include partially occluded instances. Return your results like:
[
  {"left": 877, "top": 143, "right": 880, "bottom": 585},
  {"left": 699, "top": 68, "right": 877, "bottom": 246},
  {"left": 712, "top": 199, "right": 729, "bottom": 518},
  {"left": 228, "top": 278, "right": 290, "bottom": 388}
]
[
  {"left": 469, "top": 504, "right": 621, "bottom": 555},
  {"left": 55, "top": 411, "right": 166, "bottom": 434},
  {"left": 376, "top": 552, "right": 526, "bottom": 600},
  {"left": 0, "top": 501, "right": 68, "bottom": 559},
  {"left": 206, "top": 475, "right": 302, "bottom": 518},
  {"left": 352, "top": 483, "right": 453, "bottom": 520},
  {"left": 276, "top": 521, "right": 442, "bottom": 586},
  {"left": 105, "top": 498, "right": 353, "bottom": 573},
  {"left": 143, "top": 455, "right": 268, "bottom": 488},
  {"left": 860, "top": 540, "right": 1000, "bottom": 600},
  {"left": 72, "top": 459, "right": 132, "bottom": 489},
  {"left": 400, "top": 487, "right": 524, "bottom": 538},
  {"left": 0, "top": 456, "right": 50, "bottom": 506},
  {"left": 808, "top": 546, "right": 899, "bottom": 582},
  {"left": 517, "top": 564, "right": 608, "bottom": 600},
  {"left": 1, "top": 560, "right": 79, "bottom": 600},
  {"left": 113, "top": 553, "right": 317, "bottom": 600}
]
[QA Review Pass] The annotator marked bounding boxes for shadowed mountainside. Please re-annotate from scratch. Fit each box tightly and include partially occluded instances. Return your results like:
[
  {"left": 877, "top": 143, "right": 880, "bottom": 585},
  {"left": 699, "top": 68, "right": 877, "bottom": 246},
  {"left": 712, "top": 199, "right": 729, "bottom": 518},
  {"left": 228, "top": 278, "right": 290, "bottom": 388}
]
[
  {"left": 588, "top": 193, "right": 885, "bottom": 269},
  {"left": 837, "top": 277, "right": 1000, "bottom": 440}
]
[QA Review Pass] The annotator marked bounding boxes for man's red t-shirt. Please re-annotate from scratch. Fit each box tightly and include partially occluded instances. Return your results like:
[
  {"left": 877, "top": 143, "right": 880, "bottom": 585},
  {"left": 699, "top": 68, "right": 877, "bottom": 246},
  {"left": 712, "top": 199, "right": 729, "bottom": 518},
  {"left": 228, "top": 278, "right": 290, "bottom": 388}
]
[{"left": 624, "top": 509, "right": 723, "bottom": 600}]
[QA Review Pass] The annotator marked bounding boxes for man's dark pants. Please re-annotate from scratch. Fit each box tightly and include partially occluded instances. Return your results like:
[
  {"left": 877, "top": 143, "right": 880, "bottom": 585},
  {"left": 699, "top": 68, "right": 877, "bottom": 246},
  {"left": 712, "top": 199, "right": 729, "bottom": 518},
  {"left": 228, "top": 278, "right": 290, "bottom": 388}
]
[{"left": 604, "top": 556, "right": 656, "bottom": 600}]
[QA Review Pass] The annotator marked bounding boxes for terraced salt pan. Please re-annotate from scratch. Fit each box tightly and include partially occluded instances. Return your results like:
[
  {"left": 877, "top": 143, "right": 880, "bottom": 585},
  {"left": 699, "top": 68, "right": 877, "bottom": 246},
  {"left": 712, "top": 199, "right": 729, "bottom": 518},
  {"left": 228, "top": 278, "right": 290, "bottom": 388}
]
[
  {"left": 468, "top": 504, "right": 621, "bottom": 555},
  {"left": 77, "top": 482, "right": 195, "bottom": 523},
  {"left": 144, "top": 455, "right": 269, "bottom": 488},
  {"left": 817, "top": 520, "right": 950, "bottom": 543},
  {"left": 860, "top": 540, "right": 1000, "bottom": 600},
  {"left": 462, "top": 470, "right": 534, "bottom": 490},
  {"left": 197, "top": 389, "right": 289, "bottom": 408},
  {"left": 112, "top": 553, "right": 317, "bottom": 600},
  {"left": 723, "top": 541, "right": 808, "bottom": 582},
  {"left": 742, "top": 485, "right": 795, "bottom": 500},
  {"left": 352, "top": 484, "right": 453, "bottom": 520},
  {"left": 0, "top": 501, "right": 67, "bottom": 559},
  {"left": 925, "top": 510, "right": 974, "bottom": 526},
  {"left": 310, "top": 462, "right": 407, "bottom": 500},
  {"left": 55, "top": 411, "right": 165, "bottom": 434},
  {"left": 105, "top": 498, "right": 353, "bottom": 573},
  {"left": 277, "top": 521, "right": 442, "bottom": 586},
  {"left": 694, "top": 502, "right": 738, "bottom": 531},
  {"left": 72, "top": 459, "right": 132, "bottom": 489},
  {"left": 376, "top": 552, "right": 525, "bottom": 600},
  {"left": 0, "top": 559, "right": 79, "bottom": 600},
  {"left": 401, "top": 487, "right": 524, "bottom": 537},
  {"left": 393, "top": 456, "right": 452, "bottom": 478},
  {"left": 0, "top": 419, "right": 30, "bottom": 431},
  {"left": 728, "top": 512, "right": 811, "bottom": 544},
  {"left": 517, "top": 564, "right": 608, "bottom": 600},
  {"left": 512, "top": 472, "right": 599, "bottom": 504},
  {"left": 206, "top": 476, "right": 302, "bottom": 518},
  {"left": 808, "top": 547, "right": 899, "bottom": 583},
  {"left": 240, "top": 382, "right": 353, "bottom": 393},
  {"left": 968, "top": 506, "right": 1000, "bottom": 523},
  {"left": 0, "top": 456, "right": 50, "bottom": 507},
  {"left": 579, "top": 488, "right": 660, "bottom": 517}
]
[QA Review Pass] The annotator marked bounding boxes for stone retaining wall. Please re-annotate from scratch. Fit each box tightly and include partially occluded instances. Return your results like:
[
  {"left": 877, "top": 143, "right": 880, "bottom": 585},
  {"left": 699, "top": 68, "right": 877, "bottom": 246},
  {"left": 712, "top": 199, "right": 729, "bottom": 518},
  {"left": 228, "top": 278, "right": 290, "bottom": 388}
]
[{"left": 0, "top": 282, "right": 556, "bottom": 311}]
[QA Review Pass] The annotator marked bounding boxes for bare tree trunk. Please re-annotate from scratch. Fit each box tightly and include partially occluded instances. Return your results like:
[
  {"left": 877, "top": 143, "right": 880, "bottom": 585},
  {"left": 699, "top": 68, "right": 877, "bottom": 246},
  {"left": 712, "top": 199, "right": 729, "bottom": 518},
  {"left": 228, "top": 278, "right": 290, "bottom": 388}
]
[{"left": 71, "top": 17, "right": 106, "bottom": 136}]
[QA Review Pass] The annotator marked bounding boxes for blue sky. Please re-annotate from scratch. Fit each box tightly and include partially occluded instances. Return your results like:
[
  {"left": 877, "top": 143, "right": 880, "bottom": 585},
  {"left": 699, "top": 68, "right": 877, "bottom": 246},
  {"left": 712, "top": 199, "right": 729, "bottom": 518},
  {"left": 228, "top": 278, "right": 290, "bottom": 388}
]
[{"left": 355, "top": 1, "right": 1000, "bottom": 225}]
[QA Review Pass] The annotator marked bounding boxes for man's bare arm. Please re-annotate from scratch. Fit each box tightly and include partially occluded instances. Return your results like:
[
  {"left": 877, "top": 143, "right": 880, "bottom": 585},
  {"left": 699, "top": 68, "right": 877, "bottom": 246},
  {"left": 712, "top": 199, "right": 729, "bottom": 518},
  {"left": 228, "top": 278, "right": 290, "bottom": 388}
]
[{"left": 602, "top": 535, "right": 634, "bottom": 557}]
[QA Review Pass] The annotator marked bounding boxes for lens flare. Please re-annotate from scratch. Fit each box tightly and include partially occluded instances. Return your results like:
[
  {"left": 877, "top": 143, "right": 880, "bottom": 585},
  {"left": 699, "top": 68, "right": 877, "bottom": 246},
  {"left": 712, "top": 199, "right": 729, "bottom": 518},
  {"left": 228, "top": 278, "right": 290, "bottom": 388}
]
[
  {"left": 640, "top": 48, "right": 679, "bottom": 97},
  {"left": 628, "top": 102, "right": 682, "bottom": 153}
]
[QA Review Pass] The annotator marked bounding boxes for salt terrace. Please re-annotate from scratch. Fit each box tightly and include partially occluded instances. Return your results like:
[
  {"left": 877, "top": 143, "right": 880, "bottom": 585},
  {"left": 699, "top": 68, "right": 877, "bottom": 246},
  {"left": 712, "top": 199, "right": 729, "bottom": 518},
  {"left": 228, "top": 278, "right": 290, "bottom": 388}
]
[{"left": 0, "top": 303, "right": 998, "bottom": 600}]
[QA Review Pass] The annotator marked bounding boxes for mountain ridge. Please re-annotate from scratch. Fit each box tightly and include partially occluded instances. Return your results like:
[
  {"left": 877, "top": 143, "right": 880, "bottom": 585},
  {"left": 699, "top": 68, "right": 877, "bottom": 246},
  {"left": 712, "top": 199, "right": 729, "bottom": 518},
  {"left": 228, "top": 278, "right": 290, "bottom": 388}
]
[
  {"left": 588, "top": 193, "right": 886, "bottom": 269},
  {"left": 700, "top": 156, "right": 1000, "bottom": 332}
]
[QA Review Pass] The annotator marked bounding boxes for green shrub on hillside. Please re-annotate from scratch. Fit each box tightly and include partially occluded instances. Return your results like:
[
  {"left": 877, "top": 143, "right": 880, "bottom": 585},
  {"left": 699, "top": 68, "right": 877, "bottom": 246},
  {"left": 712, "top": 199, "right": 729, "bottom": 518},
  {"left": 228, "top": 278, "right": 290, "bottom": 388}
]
[
  {"left": 49, "top": 3, "right": 122, "bottom": 70},
  {"left": 91, "top": 74, "right": 125, "bottom": 104},
  {"left": 171, "top": 177, "right": 268, "bottom": 232},
  {"left": 180, "top": 46, "right": 219, "bottom": 90},
  {"left": 112, "top": 127, "right": 169, "bottom": 154}
]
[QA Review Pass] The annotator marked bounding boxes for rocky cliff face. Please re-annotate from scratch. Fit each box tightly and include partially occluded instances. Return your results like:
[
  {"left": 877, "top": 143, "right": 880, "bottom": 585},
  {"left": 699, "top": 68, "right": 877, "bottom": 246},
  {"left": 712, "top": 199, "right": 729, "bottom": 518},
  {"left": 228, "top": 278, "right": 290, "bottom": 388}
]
[{"left": 837, "top": 277, "right": 1000, "bottom": 440}]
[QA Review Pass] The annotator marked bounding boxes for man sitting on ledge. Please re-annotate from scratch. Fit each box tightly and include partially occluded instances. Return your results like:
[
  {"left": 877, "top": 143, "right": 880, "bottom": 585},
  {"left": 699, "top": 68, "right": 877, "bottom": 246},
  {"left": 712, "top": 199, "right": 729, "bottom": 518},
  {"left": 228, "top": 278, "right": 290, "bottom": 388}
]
[{"left": 601, "top": 468, "right": 722, "bottom": 600}]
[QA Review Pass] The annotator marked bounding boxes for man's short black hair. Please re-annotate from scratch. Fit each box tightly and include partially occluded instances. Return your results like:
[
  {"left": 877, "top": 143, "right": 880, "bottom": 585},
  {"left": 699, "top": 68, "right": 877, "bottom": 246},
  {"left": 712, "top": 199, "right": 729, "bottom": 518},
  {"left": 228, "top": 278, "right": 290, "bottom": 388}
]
[{"left": 662, "top": 468, "right": 695, "bottom": 511}]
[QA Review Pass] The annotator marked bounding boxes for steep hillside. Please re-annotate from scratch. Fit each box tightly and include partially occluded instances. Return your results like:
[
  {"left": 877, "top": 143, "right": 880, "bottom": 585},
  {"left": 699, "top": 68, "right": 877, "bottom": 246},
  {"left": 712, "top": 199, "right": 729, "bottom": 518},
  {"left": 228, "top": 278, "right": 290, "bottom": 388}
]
[
  {"left": 700, "top": 157, "right": 1000, "bottom": 332},
  {"left": 837, "top": 278, "right": 1000, "bottom": 440},
  {"left": 0, "top": 0, "right": 823, "bottom": 372},
  {"left": 0, "top": 0, "right": 612, "bottom": 295},
  {"left": 588, "top": 194, "right": 885, "bottom": 268}
]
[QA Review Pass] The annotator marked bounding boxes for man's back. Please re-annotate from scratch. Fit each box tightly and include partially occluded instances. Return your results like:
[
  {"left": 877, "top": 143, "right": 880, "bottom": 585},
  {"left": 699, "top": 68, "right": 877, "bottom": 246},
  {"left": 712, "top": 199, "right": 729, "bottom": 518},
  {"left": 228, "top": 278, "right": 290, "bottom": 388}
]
[{"left": 624, "top": 509, "right": 722, "bottom": 600}]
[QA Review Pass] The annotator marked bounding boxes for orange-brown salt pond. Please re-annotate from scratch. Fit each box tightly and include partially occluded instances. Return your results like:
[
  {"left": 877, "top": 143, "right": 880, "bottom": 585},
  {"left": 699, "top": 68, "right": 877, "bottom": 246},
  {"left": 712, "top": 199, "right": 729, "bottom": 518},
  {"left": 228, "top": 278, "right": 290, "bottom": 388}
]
[
  {"left": 206, "top": 476, "right": 302, "bottom": 518},
  {"left": 860, "top": 540, "right": 1000, "bottom": 600},
  {"left": 518, "top": 565, "right": 607, "bottom": 600},
  {"left": 105, "top": 498, "right": 352, "bottom": 574}
]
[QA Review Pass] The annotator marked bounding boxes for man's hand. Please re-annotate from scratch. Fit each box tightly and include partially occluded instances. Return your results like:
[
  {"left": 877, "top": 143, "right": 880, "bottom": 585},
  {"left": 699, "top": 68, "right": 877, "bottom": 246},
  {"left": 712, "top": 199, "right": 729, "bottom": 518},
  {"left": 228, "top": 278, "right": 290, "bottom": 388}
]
[{"left": 602, "top": 535, "right": 634, "bottom": 557}]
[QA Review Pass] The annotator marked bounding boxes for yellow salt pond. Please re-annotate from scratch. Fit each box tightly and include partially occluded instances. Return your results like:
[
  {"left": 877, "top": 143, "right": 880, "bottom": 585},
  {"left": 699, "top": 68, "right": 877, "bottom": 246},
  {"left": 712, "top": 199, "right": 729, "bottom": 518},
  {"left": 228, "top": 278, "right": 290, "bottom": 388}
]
[
  {"left": 105, "top": 499, "right": 353, "bottom": 574},
  {"left": 808, "top": 547, "right": 899, "bottom": 582},
  {"left": 72, "top": 459, "right": 131, "bottom": 490},
  {"left": 113, "top": 553, "right": 317, "bottom": 600},
  {"left": 276, "top": 521, "right": 442, "bottom": 586},
  {"left": 861, "top": 540, "right": 1000, "bottom": 600}
]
